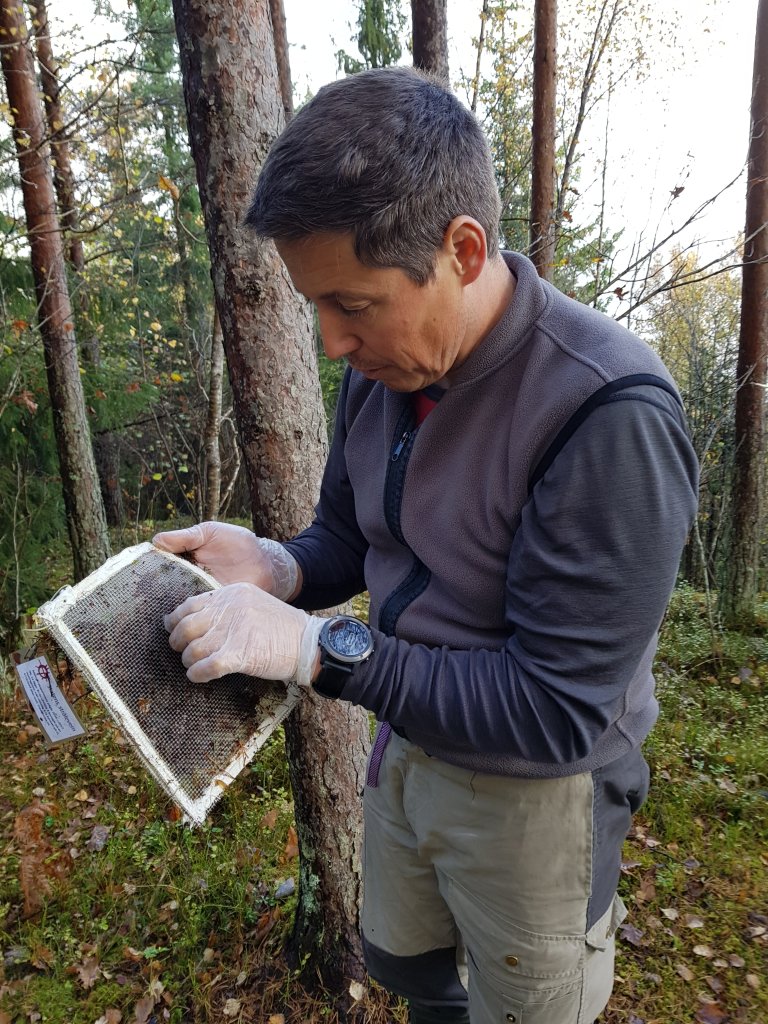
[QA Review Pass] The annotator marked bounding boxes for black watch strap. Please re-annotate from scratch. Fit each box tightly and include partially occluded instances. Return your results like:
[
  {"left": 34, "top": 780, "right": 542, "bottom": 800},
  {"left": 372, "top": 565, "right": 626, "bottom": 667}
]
[{"left": 312, "top": 649, "right": 354, "bottom": 700}]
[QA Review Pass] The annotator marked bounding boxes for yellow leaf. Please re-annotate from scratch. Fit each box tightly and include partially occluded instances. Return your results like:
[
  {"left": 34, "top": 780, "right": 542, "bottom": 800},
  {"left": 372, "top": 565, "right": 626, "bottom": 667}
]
[
  {"left": 169, "top": 372, "right": 182, "bottom": 383},
  {"left": 157, "top": 175, "right": 180, "bottom": 201},
  {"left": 152, "top": 473, "right": 162, "bottom": 481},
  {"left": 149, "top": 321, "right": 162, "bottom": 333}
]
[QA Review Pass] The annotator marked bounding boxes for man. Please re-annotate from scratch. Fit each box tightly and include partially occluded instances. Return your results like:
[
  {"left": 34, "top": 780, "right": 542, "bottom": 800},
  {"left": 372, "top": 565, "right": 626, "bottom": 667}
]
[{"left": 155, "top": 68, "right": 698, "bottom": 1024}]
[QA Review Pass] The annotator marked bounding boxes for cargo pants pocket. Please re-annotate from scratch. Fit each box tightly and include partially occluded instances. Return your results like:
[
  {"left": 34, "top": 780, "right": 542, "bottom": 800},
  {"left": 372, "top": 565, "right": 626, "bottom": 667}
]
[{"left": 447, "top": 877, "right": 588, "bottom": 1024}]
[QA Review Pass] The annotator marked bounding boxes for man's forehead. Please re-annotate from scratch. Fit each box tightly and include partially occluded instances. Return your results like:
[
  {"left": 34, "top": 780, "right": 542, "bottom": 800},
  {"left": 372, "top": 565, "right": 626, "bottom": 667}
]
[{"left": 276, "top": 233, "right": 390, "bottom": 297}]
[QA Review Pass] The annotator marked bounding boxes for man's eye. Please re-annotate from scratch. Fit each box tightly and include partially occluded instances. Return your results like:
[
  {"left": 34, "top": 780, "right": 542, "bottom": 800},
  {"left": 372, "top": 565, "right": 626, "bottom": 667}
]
[{"left": 337, "top": 300, "right": 369, "bottom": 318}]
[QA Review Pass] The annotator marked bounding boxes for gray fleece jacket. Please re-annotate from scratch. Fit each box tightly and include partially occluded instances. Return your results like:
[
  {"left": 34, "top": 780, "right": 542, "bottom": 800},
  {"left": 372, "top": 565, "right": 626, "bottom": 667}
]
[{"left": 286, "top": 251, "right": 699, "bottom": 779}]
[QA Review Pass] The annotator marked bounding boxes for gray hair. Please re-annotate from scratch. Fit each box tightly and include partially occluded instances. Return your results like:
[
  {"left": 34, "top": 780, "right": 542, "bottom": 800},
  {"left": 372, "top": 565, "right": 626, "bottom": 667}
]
[{"left": 246, "top": 67, "right": 501, "bottom": 284}]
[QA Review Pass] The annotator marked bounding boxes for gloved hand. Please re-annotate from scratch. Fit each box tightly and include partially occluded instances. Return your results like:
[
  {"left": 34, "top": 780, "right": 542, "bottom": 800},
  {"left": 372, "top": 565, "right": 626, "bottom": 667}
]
[
  {"left": 152, "top": 521, "right": 300, "bottom": 600},
  {"left": 163, "top": 582, "right": 326, "bottom": 686}
]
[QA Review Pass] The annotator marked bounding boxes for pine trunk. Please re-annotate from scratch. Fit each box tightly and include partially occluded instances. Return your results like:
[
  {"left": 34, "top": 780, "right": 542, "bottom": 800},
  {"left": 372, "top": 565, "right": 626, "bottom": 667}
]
[
  {"left": 269, "top": 0, "right": 293, "bottom": 121},
  {"left": 172, "top": 0, "right": 370, "bottom": 993},
  {"left": 27, "top": 0, "right": 87, "bottom": 284},
  {"left": 530, "top": 0, "right": 557, "bottom": 281},
  {"left": 721, "top": 0, "right": 768, "bottom": 626},
  {"left": 203, "top": 308, "right": 224, "bottom": 521},
  {"left": 411, "top": 0, "right": 449, "bottom": 83},
  {"left": 0, "top": 0, "right": 110, "bottom": 579}
]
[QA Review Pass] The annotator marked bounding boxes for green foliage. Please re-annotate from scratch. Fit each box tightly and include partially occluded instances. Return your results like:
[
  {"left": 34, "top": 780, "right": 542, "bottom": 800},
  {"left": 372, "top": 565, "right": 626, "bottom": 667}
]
[{"left": 336, "top": 0, "right": 407, "bottom": 74}]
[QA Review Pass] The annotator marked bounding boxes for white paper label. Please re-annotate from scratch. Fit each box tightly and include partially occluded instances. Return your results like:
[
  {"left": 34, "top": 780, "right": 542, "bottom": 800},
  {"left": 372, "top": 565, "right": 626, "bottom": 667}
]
[{"left": 15, "top": 655, "right": 86, "bottom": 744}]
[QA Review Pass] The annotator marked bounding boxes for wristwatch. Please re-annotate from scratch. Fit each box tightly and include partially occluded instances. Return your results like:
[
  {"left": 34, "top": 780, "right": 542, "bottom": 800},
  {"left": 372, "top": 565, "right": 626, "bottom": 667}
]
[{"left": 312, "top": 615, "right": 374, "bottom": 699}]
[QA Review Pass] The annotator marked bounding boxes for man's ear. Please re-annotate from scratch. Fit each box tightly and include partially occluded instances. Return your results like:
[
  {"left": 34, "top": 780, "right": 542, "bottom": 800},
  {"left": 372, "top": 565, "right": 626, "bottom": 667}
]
[{"left": 442, "top": 216, "right": 487, "bottom": 286}]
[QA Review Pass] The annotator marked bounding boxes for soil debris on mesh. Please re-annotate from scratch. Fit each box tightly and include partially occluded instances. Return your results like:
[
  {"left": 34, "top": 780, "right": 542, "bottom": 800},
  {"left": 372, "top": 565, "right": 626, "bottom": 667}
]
[{"left": 56, "top": 549, "right": 288, "bottom": 802}]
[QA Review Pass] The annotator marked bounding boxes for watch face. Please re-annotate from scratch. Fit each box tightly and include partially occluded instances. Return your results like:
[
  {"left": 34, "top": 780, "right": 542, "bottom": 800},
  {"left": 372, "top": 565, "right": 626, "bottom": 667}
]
[{"left": 326, "top": 618, "right": 372, "bottom": 660}]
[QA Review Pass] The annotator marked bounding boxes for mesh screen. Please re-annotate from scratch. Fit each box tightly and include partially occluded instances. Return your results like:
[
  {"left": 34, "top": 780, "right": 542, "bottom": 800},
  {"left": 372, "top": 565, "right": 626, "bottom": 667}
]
[{"left": 41, "top": 545, "right": 297, "bottom": 819}]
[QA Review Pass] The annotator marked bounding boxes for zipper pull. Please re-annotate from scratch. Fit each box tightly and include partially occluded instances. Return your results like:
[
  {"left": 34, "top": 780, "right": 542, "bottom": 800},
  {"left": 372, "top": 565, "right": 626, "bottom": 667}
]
[{"left": 391, "top": 430, "right": 411, "bottom": 461}]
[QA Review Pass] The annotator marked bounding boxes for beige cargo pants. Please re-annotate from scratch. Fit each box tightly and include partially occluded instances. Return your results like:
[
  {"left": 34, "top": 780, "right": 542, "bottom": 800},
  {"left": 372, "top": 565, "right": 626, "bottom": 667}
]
[{"left": 362, "top": 732, "right": 647, "bottom": 1024}]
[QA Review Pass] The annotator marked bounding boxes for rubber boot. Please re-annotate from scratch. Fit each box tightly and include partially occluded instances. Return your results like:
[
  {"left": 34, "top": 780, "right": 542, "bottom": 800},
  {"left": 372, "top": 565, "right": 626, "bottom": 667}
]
[{"left": 407, "top": 1001, "right": 471, "bottom": 1024}]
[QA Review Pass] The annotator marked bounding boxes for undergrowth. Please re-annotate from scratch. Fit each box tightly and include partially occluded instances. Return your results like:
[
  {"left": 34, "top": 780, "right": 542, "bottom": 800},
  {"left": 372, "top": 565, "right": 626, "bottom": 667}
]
[{"left": 0, "top": 556, "right": 766, "bottom": 1023}]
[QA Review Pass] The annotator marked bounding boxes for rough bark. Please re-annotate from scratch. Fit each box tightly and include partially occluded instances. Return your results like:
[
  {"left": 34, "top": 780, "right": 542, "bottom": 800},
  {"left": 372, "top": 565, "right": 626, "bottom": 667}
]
[
  {"left": 203, "top": 307, "right": 224, "bottom": 520},
  {"left": 27, "top": 0, "right": 86, "bottom": 283},
  {"left": 411, "top": 0, "right": 449, "bottom": 83},
  {"left": 94, "top": 431, "right": 125, "bottom": 527},
  {"left": 0, "top": 0, "right": 110, "bottom": 579},
  {"left": 269, "top": 0, "right": 293, "bottom": 121},
  {"left": 172, "top": 0, "right": 370, "bottom": 995},
  {"left": 721, "top": 0, "right": 768, "bottom": 626},
  {"left": 530, "top": 0, "right": 557, "bottom": 281}
]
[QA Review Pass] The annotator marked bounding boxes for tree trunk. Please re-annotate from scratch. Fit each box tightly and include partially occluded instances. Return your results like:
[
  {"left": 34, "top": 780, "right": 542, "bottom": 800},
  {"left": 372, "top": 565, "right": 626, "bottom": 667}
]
[
  {"left": 172, "top": 0, "right": 370, "bottom": 995},
  {"left": 269, "top": 0, "right": 293, "bottom": 121},
  {"left": 530, "top": 0, "right": 557, "bottom": 281},
  {"left": 203, "top": 307, "right": 224, "bottom": 520},
  {"left": 411, "top": 0, "right": 449, "bottom": 83},
  {"left": 0, "top": 0, "right": 110, "bottom": 579},
  {"left": 94, "top": 431, "right": 125, "bottom": 528},
  {"left": 27, "top": 0, "right": 87, "bottom": 286},
  {"left": 721, "top": 0, "right": 768, "bottom": 626}
]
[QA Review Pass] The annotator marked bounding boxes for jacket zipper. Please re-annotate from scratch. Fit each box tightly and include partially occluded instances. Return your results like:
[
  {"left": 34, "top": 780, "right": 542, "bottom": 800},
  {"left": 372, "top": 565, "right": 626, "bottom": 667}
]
[{"left": 379, "top": 406, "right": 431, "bottom": 636}]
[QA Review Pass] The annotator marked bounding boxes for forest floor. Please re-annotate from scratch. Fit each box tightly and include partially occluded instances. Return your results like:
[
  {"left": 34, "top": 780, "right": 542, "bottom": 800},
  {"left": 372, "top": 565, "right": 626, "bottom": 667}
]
[{"left": 0, "top": 530, "right": 767, "bottom": 1024}]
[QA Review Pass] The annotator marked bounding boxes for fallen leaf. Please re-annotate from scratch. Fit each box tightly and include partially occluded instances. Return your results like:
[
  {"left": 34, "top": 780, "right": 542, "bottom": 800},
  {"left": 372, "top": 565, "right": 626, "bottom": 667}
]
[
  {"left": 133, "top": 996, "right": 155, "bottom": 1024},
  {"left": 718, "top": 778, "right": 738, "bottom": 794},
  {"left": 222, "top": 998, "right": 241, "bottom": 1017},
  {"left": 705, "top": 976, "right": 724, "bottom": 993},
  {"left": 94, "top": 1011, "right": 122, "bottom": 1024},
  {"left": 746, "top": 973, "right": 760, "bottom": 989},
  {"left": 728, "top": 953, "right": 745, "bottom": 968},
  {"left": 621, "top": 860, "right": 642, "bottom": 873},
  {"left": 684, "top": 914, "right": 705, "bottom": 929},
  {"left": 283, "top": 825, "right": 299, "bottom": 861},
  {"left": 260, "top": 808, "right": 278, "bottom": 829},
  {"left": 695, "top": 1002, "right": 728, "bottom": 1024},
  {"left": 661, "top": 907, "right": 679, "bottom": 920},
  {"left": 268, "top": 1016, "right": 285, "bottom": 1024},
  {"left": 74, "top": 789, "right": 89, "bottom": 802},
  {"left": 635, "top": 878, "right": 656, "bottom": 903},
  {"left": 86, "top": 824, "right": 111, "bottom": 852},
  {"left": 676, "top": 963, "right": 695, "bottom": 982},
  {"left": 619, "top": 923, "right": 645, "bottom": 947},
  {"left": 693, "top": 945, "right": 714, "bottom": 958},
  {"left": 76, "top": 956, "right": 101, "bottom": 989},
  {"left": 349, "top": 980, "right": 365, "bottom": 1002}
]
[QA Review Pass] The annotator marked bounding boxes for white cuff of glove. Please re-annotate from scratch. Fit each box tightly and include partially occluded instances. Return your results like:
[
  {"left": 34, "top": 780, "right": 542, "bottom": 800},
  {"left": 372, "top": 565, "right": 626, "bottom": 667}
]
[
  {"left": 258, "top": 539, "right": 300, "bottom": 602},
  {"left": 295, "top": 615, "right": 328, "bottom": 689}
]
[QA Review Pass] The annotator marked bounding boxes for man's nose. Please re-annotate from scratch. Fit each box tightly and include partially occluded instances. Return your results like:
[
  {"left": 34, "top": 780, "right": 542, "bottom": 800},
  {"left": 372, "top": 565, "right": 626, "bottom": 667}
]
[{"left": 318, "top": 313, "right": 361, "bottom": 361}]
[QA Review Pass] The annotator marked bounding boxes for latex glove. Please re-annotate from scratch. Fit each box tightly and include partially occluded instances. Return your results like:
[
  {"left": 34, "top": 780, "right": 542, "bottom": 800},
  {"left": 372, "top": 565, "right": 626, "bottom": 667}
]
[
  {"left": 164, "top": 582, "right": 326, "bottom": 686},
  {"left": 152, "top": 521, "right": 299, "bottom": 600}
]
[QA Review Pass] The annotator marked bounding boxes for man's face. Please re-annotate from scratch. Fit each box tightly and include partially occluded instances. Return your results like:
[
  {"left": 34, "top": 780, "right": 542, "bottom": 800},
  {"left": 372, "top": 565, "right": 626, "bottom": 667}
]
[{"left": 276, "top": 232, "right": 469, "bottom": 392}]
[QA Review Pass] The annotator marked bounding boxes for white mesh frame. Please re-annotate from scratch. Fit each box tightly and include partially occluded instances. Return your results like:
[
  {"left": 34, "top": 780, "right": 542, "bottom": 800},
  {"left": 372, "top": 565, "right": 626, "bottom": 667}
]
[{"left": 36, "top": 542, "right": 302, "bottom": 825}]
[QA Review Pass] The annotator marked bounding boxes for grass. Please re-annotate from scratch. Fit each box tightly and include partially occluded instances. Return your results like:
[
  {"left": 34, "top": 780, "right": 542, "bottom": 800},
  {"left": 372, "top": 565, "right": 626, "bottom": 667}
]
[{"left": 1, "top": 548, "right": 767, "bottom": 1022}]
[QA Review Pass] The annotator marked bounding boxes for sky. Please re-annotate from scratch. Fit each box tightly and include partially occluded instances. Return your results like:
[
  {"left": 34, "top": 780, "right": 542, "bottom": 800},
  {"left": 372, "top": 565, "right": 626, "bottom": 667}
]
[{"left": 282, "top": 0, "right": 761, "bottom": 272}]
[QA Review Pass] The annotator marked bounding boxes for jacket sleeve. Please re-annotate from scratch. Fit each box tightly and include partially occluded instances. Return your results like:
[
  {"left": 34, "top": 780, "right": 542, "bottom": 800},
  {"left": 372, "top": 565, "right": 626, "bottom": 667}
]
[
  {"left": 334, "top": 392, "right": 699, "bottom": 765},
  {"left": 284, "top": 368, "right": 369, "bottom": 610}
]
